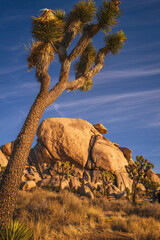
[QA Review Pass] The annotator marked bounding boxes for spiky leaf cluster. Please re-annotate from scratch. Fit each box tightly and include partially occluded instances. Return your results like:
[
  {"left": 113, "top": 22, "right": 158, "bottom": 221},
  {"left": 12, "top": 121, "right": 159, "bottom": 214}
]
[
  {"left": 67, "top": 0, "right": 97, "bottom": 27},
  {"left": 141, "top": 177, "right": 160, "bottom": 196},
  {"left": 55, "top": 161, "right": 74, "bottom": 177},
  {"left": 27, "top": 41, "right": 54, "bottom": 72},
  {"left": 100, "top": 171, "right": 115, "bottom": 187},
  {"left": 32, "top": 9, "right": 65, "bottom": 44},
  {"left": 53, "top": 9, "right": 66, "bottom": 21},
  {"left": 0, "top": 220, "right": 33, "bottom": 240},
  {"left": 105, "top": 30, "right": 126, "bottom": 55},
  {"left": 97, "top": 0, "right": 121, "bottom": 31},
  {"left": 80, "top": 79, "right": 93, "bottom": 91},
  {"left": 126, "top": 155, "right": 154, "bottom": 182},
  {"left": 75, "top": 41, "right": 96, "bottom": 91}
]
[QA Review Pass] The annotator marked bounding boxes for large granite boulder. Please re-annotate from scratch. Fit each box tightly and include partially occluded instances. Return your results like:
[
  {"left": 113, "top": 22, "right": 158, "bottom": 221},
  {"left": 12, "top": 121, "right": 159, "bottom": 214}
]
[
  {"left": 35, "top": 118, "right": 99, "bottom": 167},
  {"left": 34, "top": 118, "right": 133, "bottom": 190}
]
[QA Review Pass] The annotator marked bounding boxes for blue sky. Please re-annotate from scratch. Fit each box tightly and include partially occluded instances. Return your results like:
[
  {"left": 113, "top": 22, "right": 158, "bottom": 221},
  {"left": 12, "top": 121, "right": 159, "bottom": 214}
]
[{"left": 0, "top": 0, "right": 160, "bottom": 172}]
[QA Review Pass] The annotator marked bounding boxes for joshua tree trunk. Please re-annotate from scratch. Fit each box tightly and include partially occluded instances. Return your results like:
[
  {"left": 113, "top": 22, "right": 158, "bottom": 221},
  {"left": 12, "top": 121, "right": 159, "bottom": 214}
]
[
  {"left": 132, "top": 184, "right": 137, "bottom": 203},
  {"left": 0, "top": 83, "right": 65, "bottom": 231}
]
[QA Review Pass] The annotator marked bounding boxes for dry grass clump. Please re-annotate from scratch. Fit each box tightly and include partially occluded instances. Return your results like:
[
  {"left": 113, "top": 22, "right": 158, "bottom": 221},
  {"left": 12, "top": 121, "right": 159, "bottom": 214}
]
[
  {"left": 14, "top": 189, "right": 160, "bottom": 239},
  {"left": 128, "top": 215, "right": 160, "bottom": 240},
  {"left": 14, "top": 189, "right": 106, "bottom": 239},
  {"left": 110, "top": 214, "right": 160, "bottom": 240}
]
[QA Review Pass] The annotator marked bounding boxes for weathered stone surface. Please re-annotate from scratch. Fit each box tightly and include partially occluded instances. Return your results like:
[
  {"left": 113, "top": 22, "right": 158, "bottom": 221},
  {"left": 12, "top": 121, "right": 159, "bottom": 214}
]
[
  {"left": 51, "top": 176, "right": 60, "bottom": 189},
  {"left": 119, "top": 147, "right": 132, "bottom": 163},
  {"left": 22, "top": 166, "right": 42, "bottom": 183},
  {"left": 33, "top": 118, "right": 134, "bottom": 191},
  {"left": 61, "top": 179, "right": 70, "bottom": 190},
  {"left": 83, "top": 170, "right": 91, "bottom": 182},
  {"left": 107, "top": 185, "right": 125, "bottom": 199},
  {"left": 2, "top": 141, "right": 14, "bottom": 156},
  {"left": 34, "top": 142, "right": 53, "bottom": 165},
  {"left": 115, "top": 171, "right": 132, "bottom": 191},
  {"left": 72, "top": 167, "right": 84, "bottom": 178},
  {"left": 91, "top": 170, "right": 102, "bottom": 184},
  {"left": 20, "top": 181, "right": 36, "bottom": 191},
  {"left": 84, "top": 182, "right": 97, "bottom": 192},
  {"left": 37, "top": 178, "right": 51, "bottom": 188},
  {"left": 36, "top": 118, "right": 98, "bottom": 167},
  {"left": 69, "top": 176, "right": 81, "bottom": 190},
  {"left": 78, "top": 185, "right": 94, "bottom": 199},
  {"left": 0, "top": 149, "right": 8, "bottom": 167},
  {"left": 93, "top": 124, "right": 107, "bottom": 134},
  {"left": 92, "top": 135, "right": 129, "bottom": 172},
  {"left": 146, "top": 169, "right": 160, "bottom": 184}
]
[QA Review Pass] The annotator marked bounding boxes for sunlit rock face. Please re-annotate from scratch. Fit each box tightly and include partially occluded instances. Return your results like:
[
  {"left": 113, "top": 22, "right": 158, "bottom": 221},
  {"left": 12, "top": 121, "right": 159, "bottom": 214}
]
[
  {"left": 1, "top": 118, "right": 159, "bottom": 195},
  {"left": 34, "top": 118, "right": 133, "bottom": 189}
]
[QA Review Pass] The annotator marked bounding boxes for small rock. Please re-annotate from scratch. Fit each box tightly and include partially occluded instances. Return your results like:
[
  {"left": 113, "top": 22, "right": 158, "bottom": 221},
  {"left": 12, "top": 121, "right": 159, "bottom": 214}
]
[
  {"left": 2, "top": 141, "right": 14, "bottom": 156},
  {"left": 20, "top": 181, "right": 36, "bottom": 191},
  {"left": 78, "top": 185, "right": 94, "bottom": 199},
  {"left": 69, "top": 176, "right": 81, "bottom": 190},
  {"left": 0, "top": 150, "right": 8, "bottom": 167},
  {"left": 93, "top": 124, "right": 107, "bottom": 134},
  {"left": 83, "top": 170, "right": 91, "bottom": 182}
]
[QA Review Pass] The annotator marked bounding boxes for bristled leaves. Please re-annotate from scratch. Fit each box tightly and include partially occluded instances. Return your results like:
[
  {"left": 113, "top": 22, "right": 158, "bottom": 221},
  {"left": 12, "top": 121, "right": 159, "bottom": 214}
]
[
  {"left": 105, "top": 30, "right": 126, "bottom": 55},
  {"left": 67, "top": 0, "right": 97, "bottom": 27},
  {"left": 32, "top": 9, "right": 65, "bottom": 44},
  {"left": 53, "top": 9, "right": 66, "bottom": 21},
  {"left": 0, "top": 220, "right": 33, "bottom": 240},
  {"left": 97, "top": 0, "right": 121, "bottom": 31},
  {"left": 75, "top": 41, "right": 96, "bottom": 91},
  {"left": 26, "top": 41, "right": 54, "bottom": 72}
]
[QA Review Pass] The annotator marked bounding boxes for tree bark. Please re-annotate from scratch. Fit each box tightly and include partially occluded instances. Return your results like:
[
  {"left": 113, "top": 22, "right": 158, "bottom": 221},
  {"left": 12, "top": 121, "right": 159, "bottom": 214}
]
[{"left": 0, "top": 84, "right": 65, "bottom": 231}]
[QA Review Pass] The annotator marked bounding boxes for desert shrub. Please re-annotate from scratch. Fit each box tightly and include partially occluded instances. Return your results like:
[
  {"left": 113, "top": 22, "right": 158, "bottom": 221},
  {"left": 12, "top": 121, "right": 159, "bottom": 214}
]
[
  {"left": 111, "top": 217, "right": 128, "bottom": 232},
  {"left": 14, "top": 189, "right": 104, "bottom": 239},
  {"left": 87, "top": 206, "right": 105, "bottom": 225},
  {"left": 128, "top": 215, "right": 160, "bottom": 240},
  {"left": 111, "top": 215, "right": 160, "bottom": 240}
]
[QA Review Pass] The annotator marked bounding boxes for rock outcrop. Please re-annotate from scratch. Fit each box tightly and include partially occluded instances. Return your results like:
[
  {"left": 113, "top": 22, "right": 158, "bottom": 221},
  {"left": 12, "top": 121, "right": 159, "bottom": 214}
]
[
  {"left": 34, "top": 118, "right": 133, "bottom": 190},
  {"left": 1, "top": 118, "right": 159, "bottom": 199}
]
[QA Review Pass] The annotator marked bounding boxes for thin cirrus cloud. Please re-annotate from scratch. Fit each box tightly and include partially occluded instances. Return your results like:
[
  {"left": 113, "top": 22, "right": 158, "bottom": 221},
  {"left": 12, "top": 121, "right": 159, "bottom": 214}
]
[
  {"left": 94, "top": 67, "right": 160, "bottom": 84},
  {"left": 0, "top": 82, "right": 38, "bottom": 100},
  {"left": 46, "top": 88, "right": 160, "bottom": 129},
  {"left": 47, "top": 88, "right": 160, "bottom": 111},
  {"left": 0, "top": 65, "right": 26, "bottom": 76}
]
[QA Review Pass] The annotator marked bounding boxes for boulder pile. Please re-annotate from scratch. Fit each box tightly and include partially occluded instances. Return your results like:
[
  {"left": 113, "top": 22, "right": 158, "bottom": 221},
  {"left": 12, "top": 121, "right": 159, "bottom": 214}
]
[{"left": 1, "top": 118, "right": 159, "bottom": 199}]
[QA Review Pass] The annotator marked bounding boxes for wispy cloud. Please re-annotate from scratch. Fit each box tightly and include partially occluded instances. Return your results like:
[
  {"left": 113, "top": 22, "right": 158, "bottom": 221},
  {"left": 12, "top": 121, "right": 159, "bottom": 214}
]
[
  {"left": 123, "top": 41, "right": 160, "bottom": 53},
  {"left": 48, "top": 88, "right": 160, "bottom": 110},
  {"left": 46, "top": 88, "right": 160, "bottom": 129},
  {"left": 94, "top": 67, "right": 160, "bottom": 84},
  {"left": 0, "top": 65, "right": 26, "bottom": 76},
  {"left": 0, "top": 82, "right": 38, "bottom": 100},
  {"left": 6, "top": 43, "right": 24, "bottom": 52}
]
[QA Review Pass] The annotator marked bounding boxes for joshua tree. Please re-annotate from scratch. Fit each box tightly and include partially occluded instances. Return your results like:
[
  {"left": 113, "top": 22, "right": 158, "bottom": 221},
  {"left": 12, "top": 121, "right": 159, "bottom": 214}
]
[
  {"left": 125, "top": 155, "right": 154, "bottom": 203},
  {"left": 53, "top": 161, "right": 74, "bottom": 191},
  {"left": 100, "top": 170, "right": 115, "bottom": 197},
  {"left": 0, "top": 0, "right": 126, "bottom": 230},
  {"left": 141, "top": 177, "right": 160, "bottom": 201}
]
